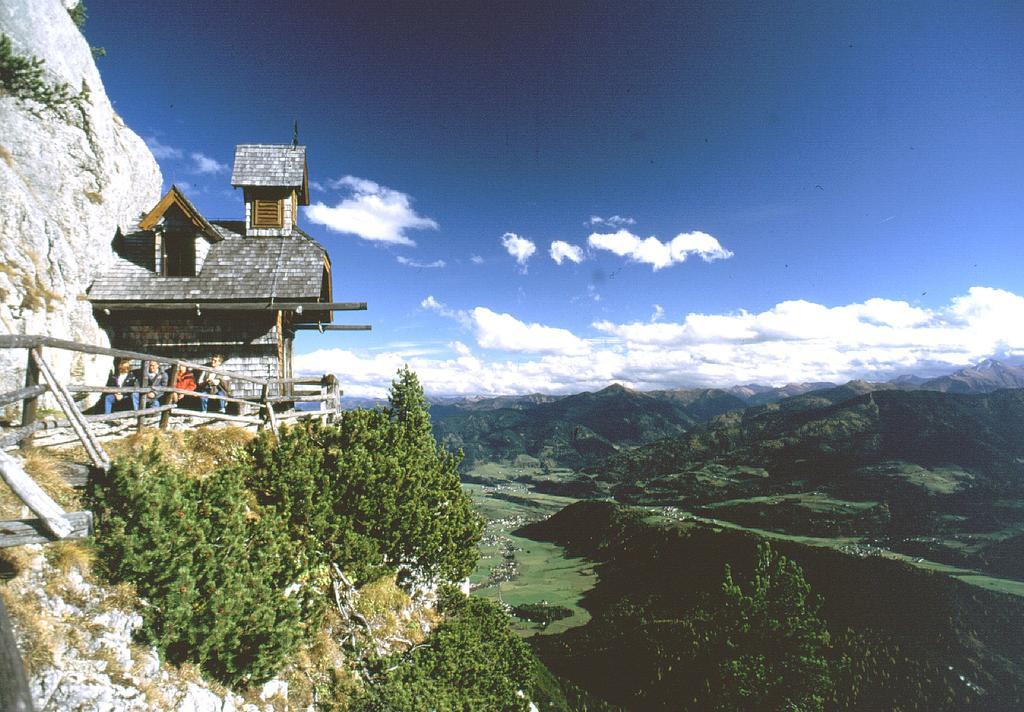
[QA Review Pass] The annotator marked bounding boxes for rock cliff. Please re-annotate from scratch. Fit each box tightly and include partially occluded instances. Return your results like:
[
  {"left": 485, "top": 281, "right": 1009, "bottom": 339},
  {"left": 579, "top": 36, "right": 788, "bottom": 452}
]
[{"left": 0, "top": 0, "right": 161, "bottom": 406}]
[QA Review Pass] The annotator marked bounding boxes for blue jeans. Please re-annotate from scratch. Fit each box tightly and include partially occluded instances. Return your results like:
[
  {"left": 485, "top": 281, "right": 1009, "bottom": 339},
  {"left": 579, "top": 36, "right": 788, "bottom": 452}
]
[
  {"left": 104, "top": 393, "right": 160, "bottom": 415},
  {"left": 104, "top": 393, "right": 142, "bottom": 413},
  {"left": 200, "top": 387, "right": 227, "bottom": 413}
]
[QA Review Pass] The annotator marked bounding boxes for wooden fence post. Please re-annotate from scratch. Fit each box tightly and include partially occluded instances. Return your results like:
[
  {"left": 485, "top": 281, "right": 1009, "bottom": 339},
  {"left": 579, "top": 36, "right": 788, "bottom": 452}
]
[
  {"left": 136, "top": 360, "right": 149, "bottom": 432},
  {"left": 260, "top": 383, "right": 279, "bottom": 439},
  {"left": 161, "top": 364, "right": 182, "bottom": 430},
  {"left": 20, "top": 350, "right": 39, "bottom": 447}
]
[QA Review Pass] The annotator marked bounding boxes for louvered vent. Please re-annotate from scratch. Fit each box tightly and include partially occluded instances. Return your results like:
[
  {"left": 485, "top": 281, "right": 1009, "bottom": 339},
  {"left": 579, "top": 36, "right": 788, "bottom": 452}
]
[{"left": 253, "top": 199, "right": 283, "bottom": 228}]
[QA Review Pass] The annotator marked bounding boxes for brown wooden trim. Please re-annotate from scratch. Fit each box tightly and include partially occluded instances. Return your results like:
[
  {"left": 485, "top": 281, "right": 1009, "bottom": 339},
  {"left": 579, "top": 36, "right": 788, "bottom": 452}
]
[
  {"left": 293, "top": 324, "right": 372, "bottom": 331},
  {"left": 139, "top": 185, "right": 222, "bottom": 242},
  {"left": 276, "top": 310, "right": 285, "bottom": 386},
  {"left": 90, "top": 301, "right": 366, "bottom": 312}
]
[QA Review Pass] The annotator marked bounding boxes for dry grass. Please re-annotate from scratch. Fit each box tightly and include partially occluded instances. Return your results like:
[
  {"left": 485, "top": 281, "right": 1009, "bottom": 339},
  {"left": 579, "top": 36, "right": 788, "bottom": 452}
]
[
  {"left": 1, "top": 446, "right": 80, "bottom": 519},
  {"left": 97, "top": 580, "right": 139, "bottom": 613},
  {"left": 46, "top": 540, "right": 95, "bottom": 577},
  {"left": 0, "top": 585, "right": 57, "bottom": 673},
  {"left": 354, "top": 576, "right": 434, "bottom": 647},
  {"left": 284, "top": 621, "right": 353, "bottom": 709},
  {"left": 94, "top": 426, "right": 255, "bottom": 479}
]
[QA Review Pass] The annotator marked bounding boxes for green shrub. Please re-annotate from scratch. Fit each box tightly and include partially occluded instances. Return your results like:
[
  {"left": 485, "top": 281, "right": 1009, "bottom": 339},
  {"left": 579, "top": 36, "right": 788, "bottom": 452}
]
[
  {"left": 93, "top": 445, "right": 307, "bottom": 687},
  {"left": 352, "top": 595, "right": 560, "bottom": 711},
  {"left": 243, "top": 367, "right": 482, "bottom": 584},
  {"left": 91, "top": 367, "right": 485, "bottom": 689}
]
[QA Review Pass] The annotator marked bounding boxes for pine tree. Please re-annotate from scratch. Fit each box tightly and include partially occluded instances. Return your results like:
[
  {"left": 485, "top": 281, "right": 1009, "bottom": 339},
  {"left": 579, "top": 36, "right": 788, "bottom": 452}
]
[{"left": 709, "top": 542, "right": 832, "bottom": 711}]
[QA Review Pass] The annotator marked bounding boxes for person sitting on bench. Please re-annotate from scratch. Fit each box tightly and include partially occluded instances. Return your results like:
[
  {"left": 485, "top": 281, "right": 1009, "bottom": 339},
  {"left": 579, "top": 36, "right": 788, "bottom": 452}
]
[
  {"left": 137, "top": 360, "right": 168, "bottom": 409},
  {"left": 198, "top": 355, "right": 231, "bottom": 414},
  {"left": 103, "top": 359, "right": 137, "bottom": 413}
]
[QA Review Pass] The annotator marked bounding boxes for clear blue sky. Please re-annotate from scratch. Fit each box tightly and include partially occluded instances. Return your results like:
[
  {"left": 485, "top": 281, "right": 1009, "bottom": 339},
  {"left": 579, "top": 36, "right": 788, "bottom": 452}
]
[{"left": 87, "top": 1, "right": 1024, "bottom": 396}]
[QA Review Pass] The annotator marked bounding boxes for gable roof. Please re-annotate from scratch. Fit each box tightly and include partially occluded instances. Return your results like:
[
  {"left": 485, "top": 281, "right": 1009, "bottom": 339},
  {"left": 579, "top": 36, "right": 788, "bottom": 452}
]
[
  {"left": 138, "top": 185, "right": 223, "bottom": 242},
  {"left": 231, "top": 144, "right": 308, "bottom": 203},
  {"left": 89, "top": 221, "right": 329, "bottom": 303}
]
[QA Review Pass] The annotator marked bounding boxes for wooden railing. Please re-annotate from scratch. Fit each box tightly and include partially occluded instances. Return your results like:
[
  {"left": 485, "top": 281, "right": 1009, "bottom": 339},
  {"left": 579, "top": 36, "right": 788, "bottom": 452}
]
[{"left": 0, "top": 334, "right": 341, "bottom": 549}]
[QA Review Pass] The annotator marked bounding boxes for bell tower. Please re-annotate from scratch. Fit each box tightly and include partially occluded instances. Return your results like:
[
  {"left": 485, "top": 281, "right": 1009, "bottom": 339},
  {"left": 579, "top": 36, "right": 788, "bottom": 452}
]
[{"left": 230, "top": 142, "right": 310, "bottom": 237}]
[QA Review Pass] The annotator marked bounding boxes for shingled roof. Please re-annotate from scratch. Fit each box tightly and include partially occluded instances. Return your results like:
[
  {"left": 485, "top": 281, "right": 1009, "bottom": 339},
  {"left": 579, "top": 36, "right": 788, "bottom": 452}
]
[
  {"left": 231, "top": 144, "right": 307, "bottom": 189},
  {"left": 89, "top": 221, "right": 329, "bottom": 303}
]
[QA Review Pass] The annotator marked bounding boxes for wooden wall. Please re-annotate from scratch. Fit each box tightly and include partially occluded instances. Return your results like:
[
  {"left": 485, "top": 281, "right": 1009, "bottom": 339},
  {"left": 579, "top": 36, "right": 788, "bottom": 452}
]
[{"left": 98, "top": 311, "right": 287, "bottom": 399}]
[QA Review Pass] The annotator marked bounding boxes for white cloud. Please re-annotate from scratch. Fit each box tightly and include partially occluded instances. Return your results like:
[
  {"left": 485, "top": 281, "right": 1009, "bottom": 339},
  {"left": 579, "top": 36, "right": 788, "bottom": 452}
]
[
  {"left": 190, "top": 152, "right": 227, "bottom": 174},
  {"left": 651, "top": 304, "right": 665, "bottom": 322},
  {"left": 588, "top": 229, "right": 733, "bottom": 270},
  {"left": 500, "top": 233, "right": 536, "bottom": 271},
  {"left": 471, "top": 307, "right": 590, "bottom": 356},
  {"left": 298, "top": 287, "right": 1024, "bottom": 397},
  {"left": 450, "top": 341, "right": 473, "bottom": 357},
  {"left": 309, "top": 180, "right": 326, "bottom": 192},
  {"left": 145, "top": 136, "right": 182, "bottom": 160},
  {"left": 549, "top": 240, "right": 584, "bottom": 265},
  {"left": 470, "top": 255, "right": 485, "bottom": 265},
  {"left": 588, "top": 215, "right": 636, "bottom": 227},
  {"left": 420, "top": 295, "right": 471, "bottom": 328},
  {"left": 305, "top": 175, "right": 438, "bottom": 246},
  {"left": 397, "top": 256, "right": 446, "bottom": 268}
]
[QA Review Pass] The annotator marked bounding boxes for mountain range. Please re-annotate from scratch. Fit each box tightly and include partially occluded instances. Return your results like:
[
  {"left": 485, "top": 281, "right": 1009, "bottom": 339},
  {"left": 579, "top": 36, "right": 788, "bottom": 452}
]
[{"left": 427, "top": 359, "right": 1024, "bottom": 469}]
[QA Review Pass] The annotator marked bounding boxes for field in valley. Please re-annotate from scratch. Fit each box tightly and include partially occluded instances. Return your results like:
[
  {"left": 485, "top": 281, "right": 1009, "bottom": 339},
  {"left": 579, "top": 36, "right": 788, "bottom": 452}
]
[{"left": 462, "top": 466, "right": 599, "bottom": 637}]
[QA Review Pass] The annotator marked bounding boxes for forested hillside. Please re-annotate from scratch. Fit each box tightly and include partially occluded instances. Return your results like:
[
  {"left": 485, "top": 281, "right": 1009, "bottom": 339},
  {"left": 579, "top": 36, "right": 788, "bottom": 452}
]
[
  {"left": 596, "top": 388, "right": 1024, "bottom": 491},
  {"left": 521, "top": 501, "right": 1024, "bottom": 711},
  {"left": 432, "top": 384, "right": 745, "bottom": 468}
]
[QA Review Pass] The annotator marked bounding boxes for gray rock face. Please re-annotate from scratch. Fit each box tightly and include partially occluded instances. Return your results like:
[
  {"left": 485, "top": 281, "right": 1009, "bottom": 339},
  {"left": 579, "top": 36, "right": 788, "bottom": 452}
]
[{"left": 0, "top": 0, "right": 161, "bottom": 406}]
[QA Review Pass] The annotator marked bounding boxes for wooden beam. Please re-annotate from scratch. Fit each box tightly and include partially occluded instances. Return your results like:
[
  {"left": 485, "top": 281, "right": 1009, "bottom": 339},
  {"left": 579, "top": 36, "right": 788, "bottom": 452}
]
[
  {"left": 0, "top": 384, "right": 47, "bottom": 410},
  {"left": 83, "top": 405, "right": 175, "bottom": 423},
  {"left": 0, "top": 407, "right": 176, "bottom": 448},
  {"left": 0, "top": 336, "right": 269, "bottom": 387},
  {"left": 57, "top": 462, "right": 92, "bottom": 489},
  {"left": 0, "top": 422, "right": 56, "bottom": 450},
  {"left": 265, "top": 394, "right": 329, "bottom": 403},
  {"left": 169, "top": 409, "right": 262, "bottom": 425},
  {"left": 0, "top": 450, "right": 73, "bottom": 539},
  {"left": 275, "top": 408, "right": 340, "bottom": 421},
  {"left": 292, "top": 324, "right": 372, "bottom": 331},
  {"left": 137, "top": 359, "right": 150, "bottom": 431},
  {"left": 0, "top": 595, "right": 35, "bottom": 711},
  {"left": 259, "top": 383, "right": 278, "bottom": 439},
  {"left": 67, "top": 385, "right": 260, "bottom": 408},
  {"left": 20, "top": 351, "right": 38, "bottom": 438},
  {"left": 276, "top": 376, "right": 324, "bottom": 385},
  {"left": 0, "top": 511, "right": 93, "bottom": 548},
  {"left": 90, "top": 301, "right": 367, "bottom": 312},
  {"left": 31, "top": 349, "right": 109, "bottom": 470},
  {"left": 161, "top": 364, "right": 182, "bottom": 430}
]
